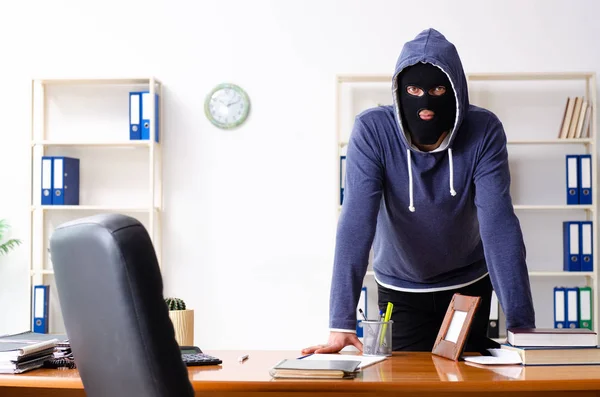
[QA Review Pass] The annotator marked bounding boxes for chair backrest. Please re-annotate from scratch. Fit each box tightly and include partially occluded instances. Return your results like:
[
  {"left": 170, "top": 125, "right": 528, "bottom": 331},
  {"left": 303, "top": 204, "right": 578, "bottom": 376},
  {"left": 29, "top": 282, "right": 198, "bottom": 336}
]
[{"left": 49, "top": 213, "right": 194, "bottom": 397}]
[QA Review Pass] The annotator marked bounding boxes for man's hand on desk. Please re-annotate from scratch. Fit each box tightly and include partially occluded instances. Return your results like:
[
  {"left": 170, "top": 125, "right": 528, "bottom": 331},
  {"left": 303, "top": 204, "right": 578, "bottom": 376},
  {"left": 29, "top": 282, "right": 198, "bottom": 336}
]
[{"left": 301, "top": 332, "right": 363, "bottom": 354}]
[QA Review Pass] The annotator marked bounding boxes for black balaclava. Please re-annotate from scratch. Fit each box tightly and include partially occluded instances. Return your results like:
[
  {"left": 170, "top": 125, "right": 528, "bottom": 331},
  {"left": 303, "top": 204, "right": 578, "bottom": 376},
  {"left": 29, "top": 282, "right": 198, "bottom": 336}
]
[{"left": 397, "top": 62, "right": 456, "bottom": 146}]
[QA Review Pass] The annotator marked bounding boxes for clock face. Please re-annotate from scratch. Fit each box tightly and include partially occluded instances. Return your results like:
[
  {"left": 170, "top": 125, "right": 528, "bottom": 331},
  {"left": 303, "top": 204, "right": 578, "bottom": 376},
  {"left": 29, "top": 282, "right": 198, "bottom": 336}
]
[{"left": 204, "top": 83, "right": 250, "bottom": 129}]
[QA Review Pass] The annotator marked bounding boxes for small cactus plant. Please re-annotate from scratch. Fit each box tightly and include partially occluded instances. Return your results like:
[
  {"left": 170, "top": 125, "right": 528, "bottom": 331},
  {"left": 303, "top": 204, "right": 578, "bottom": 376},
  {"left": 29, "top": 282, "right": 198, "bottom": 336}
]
[{"left": 165, "top": 297, "right": 186, "bottom": 311}]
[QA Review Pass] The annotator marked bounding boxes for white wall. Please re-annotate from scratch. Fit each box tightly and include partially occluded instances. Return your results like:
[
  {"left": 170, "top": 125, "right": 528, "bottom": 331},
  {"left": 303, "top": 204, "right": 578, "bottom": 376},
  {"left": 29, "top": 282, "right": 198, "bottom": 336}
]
[{"left": 0, "top": 0, "right": 598, "bottom": 349}]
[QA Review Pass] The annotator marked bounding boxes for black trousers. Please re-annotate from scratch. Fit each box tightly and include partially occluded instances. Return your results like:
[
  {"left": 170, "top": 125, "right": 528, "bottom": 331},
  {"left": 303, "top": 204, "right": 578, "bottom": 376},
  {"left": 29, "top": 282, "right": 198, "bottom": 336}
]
[{"left": 377, "top": 275, "right": 500, "bottom": 354}]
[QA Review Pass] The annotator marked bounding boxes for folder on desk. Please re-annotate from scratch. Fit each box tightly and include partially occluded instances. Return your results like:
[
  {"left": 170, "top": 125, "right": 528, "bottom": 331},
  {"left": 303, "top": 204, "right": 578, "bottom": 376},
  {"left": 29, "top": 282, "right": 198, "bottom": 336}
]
[
  {"left": 33, "top": 285, "right": 49, "bottom": 333},
  {"left": 563, "top": 221, "right": 581, "bottom": 271},
  {"left": 579, "top": 154, "right": 592, "bottom": 205},
  {"left": 578, "top": 286, "right": 593, "bottom": 330},
  {"left": 41, "top": 157, "right": 53, "bottom": 205},
  {"left": 580, "top": 221, "right": 593, "bottom": 272},
  {"left": 566, "top": 155, "right": 580, "bottom": 204},
  {"left": 129, "top": 92, "right": 141, "bottom": 140},
  {"left": 487, "top": 290, "right": 499, "bottom": 338},
  {"left": 141, "top": 91, "right": 159, "bottom": 142},
  {"left": 554, "top": 287, "right": 567, "bottom": 328},
  {"left": 356, "top": 286, "right": 366, "bottom": 337},
  {"left": 566, "top": 287, "right": 580, "bottom": 329},
  {"left": 52, "top": 157, "right": 80, "bottom": 205}
]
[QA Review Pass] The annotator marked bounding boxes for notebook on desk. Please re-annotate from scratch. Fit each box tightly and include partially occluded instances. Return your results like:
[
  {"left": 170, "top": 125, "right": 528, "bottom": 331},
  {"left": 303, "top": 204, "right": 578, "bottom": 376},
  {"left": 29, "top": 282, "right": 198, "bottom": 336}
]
[
  {"left": 299, "top": 353, "right": 387, "bottom": 370},
  {"left": 269, "top": 358, "right": 361, "bottom": 379},
  {"left": 0, "top": 332, "right": 61, "bottom": 374},
  {"left": 0, "top": 338, "right": 58, "bottom": 361}
]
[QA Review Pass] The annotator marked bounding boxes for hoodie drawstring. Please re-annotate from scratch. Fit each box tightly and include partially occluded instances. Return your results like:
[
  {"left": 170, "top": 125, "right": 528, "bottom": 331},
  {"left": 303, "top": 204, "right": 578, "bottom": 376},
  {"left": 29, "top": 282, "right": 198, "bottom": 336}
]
[
  {"left": 406, "top": 148, "right": 456, "bottom": 213},
  {"left": 448, "top": 148, "right": 457, "bottom": 196},
  {"left": 407, "top": 149, "right": 415, "bottom": 212}
]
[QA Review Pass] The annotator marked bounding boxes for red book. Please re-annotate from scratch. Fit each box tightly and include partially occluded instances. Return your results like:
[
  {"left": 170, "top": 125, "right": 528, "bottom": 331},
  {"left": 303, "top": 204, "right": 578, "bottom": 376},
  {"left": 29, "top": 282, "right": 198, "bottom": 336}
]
[{"left": 507, "top": 328, "right": 597, "bottom": 347}]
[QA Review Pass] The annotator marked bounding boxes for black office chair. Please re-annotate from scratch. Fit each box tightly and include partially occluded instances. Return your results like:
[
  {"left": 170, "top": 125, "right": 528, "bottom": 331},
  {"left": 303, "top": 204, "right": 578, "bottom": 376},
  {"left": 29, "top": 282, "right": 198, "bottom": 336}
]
[{"left": 49, "top": 213, "right": 195, "bottom": 397}]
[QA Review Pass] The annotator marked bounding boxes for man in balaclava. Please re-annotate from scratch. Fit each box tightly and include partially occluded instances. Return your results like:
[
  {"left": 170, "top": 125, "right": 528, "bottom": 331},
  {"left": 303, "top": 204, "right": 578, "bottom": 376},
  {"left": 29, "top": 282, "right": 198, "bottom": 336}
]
[{"left": 302, "top": 28, "right": 535, "bottom": 354}]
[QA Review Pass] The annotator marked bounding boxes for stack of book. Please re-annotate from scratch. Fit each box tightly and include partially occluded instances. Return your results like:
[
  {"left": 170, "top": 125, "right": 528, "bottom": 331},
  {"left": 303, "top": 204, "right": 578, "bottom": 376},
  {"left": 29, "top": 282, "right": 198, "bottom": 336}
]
[
  {"left": 501, "top": 328, "right": 600, "bottom": 366},
  {"left": 558, "top": 96, "right": 591, "bottom": 139},
  {"left": 0, "top": 332, "right": 59, "bottom": 374}
]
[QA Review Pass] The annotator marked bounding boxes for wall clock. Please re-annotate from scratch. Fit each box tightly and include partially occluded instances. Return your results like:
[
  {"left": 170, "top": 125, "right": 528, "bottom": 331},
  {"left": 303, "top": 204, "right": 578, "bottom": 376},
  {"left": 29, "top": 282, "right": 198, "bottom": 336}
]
[{"left": 204, "top": 83, "right": 250, "bottom": 129}]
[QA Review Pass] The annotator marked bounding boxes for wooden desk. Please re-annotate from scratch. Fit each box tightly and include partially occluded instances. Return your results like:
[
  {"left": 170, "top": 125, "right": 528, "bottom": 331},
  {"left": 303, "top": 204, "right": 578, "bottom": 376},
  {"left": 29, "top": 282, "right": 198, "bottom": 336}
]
[{"left": 1, "top": 350, "right": 600, "bottom": 396}]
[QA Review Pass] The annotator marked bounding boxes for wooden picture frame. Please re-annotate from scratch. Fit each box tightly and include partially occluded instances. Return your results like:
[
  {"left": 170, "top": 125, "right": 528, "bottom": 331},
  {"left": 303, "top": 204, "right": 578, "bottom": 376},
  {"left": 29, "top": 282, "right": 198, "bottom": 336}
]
[{"left": 432, "top": 293, "right": 481, "bottom": 361}]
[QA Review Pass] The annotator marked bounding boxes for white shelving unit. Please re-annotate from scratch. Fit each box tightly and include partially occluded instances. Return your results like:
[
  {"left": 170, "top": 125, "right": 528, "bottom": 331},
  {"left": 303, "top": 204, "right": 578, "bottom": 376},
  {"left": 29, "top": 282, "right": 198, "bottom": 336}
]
[
  {"left": 27, "top": 77, "right": 163, "bottom": 333},
  {"left": 335, "top": 71, "right": 598, "bottom": 338}
]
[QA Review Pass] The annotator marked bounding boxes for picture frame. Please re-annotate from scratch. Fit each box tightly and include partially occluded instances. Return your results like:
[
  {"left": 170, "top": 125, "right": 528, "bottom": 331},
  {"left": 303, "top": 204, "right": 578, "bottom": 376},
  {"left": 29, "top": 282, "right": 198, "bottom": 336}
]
[{"left": 431, "top": 293, "right": 481, "bottom": 361}]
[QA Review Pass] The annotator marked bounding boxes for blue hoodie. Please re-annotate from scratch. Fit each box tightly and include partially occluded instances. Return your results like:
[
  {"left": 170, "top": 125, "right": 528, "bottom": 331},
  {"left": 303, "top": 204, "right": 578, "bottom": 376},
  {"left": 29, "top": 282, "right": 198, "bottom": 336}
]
[{"left": 329, "top": 28, "right": 535, "bottom": 332}]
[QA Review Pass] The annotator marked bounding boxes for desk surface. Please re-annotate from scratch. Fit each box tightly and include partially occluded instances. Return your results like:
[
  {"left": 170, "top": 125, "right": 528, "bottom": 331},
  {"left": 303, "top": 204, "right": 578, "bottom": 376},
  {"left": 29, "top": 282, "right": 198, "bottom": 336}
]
[{"left": 2, "top": 350, "right": 600, "bottom": 396}]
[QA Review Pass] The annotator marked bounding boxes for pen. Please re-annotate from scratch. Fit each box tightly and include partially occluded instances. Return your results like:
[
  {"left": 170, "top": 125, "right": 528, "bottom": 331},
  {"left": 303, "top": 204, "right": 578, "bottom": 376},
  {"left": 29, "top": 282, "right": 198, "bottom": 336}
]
[
  {"left": 358, "top": 308, "right": 368, "bottom": 321},
  {"left": 238, "top": 354, "right": 249, "bottom": 363}
]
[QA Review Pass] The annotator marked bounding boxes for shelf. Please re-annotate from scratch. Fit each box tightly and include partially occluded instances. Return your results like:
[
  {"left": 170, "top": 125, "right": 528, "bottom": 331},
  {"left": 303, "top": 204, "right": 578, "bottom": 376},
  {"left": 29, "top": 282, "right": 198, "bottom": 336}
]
[
  {"left": 513, "top": 205, "right": 594, "bottom": 211},
  {"left": 467, "top": 72, "right": 594, "bottom": 81},
  {"left": 337, "top": 75, "right": 390, "bottom": 83},
  {"left": 32, "top": 205, "right": 159, "bottom": 213},
  {"left": 35, "top": 77, "right": 161, "bottom": 86},
  {"left": 30, "top": 269, "right": 54, "bottom": 276},
  {"left": 529, "top": 271, "right": 594, "bottom": 277},
  {"left": 32, "top": 140, "right": 155, "bottom": 148},
  {"left": 336, "top": 73, "right": 595, "bottom": 84},
  {"left": 507, "top": 139, "right": 593, "bottom": 145},
  {"left": 365, "top": 270, "right": 594, "bottom": 278}
]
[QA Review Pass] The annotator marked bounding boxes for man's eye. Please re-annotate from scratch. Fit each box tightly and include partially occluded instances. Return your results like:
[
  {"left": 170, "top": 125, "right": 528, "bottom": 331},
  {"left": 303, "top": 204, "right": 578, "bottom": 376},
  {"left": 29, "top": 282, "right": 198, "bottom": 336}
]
[
  {"left": 430, "top": 86, "right": 446, "bottom": 96},
  {"left": 406, "top": 86, "right": 424, "bottom": 96}
]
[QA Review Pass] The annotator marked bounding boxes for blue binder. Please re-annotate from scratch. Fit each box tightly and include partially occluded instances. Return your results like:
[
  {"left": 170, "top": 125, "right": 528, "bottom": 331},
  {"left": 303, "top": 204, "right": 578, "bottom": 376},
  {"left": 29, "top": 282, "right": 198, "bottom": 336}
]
[
  {"left": 33, "top": 285, "right": 49, "bottom": 333},
  {"left": 580, "top": 221, "right": 593, "bottom": 272},
  {"left": 41, "top": 156, "right": 53, "bottom": 205},
  {"left": 52, "top": 157, "right": 80, "bottom": 205},
  {"left": 578, "top": 154, "right": 592, "bottom": 205},
  {"left": 340, "top": 155, "right": 346, "bottom": 205},
  {"left": 565, "top": 287, "right": 580, "bottom": 328},
  {"left": 129, "top": 92, "right": 141, "bottom": 140},
  {"left": 554, "top": 286, "right": 567, "bottom": 328},
  {"left": 141, "top": 92, "right": 159, "bottom": 142},
  {"left": 566, "top": 155, "right": 580, "bottom": 204},
  {"left": 356, "top": 286, "right": 366, "bottom": 337},
  {"left": 563, "top": 221, "right": 581, "bottom": 271}
]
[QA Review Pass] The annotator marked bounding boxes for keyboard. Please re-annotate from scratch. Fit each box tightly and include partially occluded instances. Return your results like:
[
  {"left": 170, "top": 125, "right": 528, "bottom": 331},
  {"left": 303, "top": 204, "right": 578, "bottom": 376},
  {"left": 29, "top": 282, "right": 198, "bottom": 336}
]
[{"left": 182, "top": 353, "right": 222, "bottom": 366}]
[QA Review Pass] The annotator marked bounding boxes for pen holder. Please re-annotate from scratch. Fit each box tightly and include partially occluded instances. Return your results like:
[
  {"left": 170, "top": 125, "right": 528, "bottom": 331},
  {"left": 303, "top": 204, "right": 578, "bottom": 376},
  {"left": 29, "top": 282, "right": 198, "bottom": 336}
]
[{"left": 361, "top": 320, "right": 393, "bottom": 357}]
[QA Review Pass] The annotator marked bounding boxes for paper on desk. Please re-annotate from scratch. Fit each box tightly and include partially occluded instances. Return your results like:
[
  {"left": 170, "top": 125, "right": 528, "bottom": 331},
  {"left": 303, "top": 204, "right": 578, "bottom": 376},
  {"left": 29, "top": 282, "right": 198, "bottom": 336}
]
[
  {"left": 463, "top": 349, "right": 523, "bottom": 365},
  {"left": 300, "top": 353, "right": 387, "bottom": 370}
]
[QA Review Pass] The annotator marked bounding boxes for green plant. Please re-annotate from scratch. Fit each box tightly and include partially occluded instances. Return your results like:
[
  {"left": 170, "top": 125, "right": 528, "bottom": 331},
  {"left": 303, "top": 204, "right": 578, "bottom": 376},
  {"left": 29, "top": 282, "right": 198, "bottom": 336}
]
[
  {"left": 165, "top": 297, "right": 186, "bottom": 311},
  {"left": 0, "top": 219, "right": 21, "bottom": 256}
]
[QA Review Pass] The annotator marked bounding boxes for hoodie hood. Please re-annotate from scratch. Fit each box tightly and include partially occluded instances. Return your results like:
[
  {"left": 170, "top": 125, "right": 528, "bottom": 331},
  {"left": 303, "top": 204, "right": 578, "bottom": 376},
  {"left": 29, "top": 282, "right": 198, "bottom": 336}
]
[
  {"left": 392, "top": 28, "right": 469, "bottom": 212},
  {"left": 392, "top": 28, "right": 469, "bottom": 154}
]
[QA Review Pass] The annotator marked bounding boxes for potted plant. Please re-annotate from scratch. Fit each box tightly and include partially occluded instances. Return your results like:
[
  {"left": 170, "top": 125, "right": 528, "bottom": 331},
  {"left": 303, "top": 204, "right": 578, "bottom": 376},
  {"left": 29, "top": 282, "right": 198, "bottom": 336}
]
[
  {"left": 164, "top": 297, "right": 194, "bottom": 346},
  {"left": 0, "top": 219, "right": 21, "bottom": 257}
]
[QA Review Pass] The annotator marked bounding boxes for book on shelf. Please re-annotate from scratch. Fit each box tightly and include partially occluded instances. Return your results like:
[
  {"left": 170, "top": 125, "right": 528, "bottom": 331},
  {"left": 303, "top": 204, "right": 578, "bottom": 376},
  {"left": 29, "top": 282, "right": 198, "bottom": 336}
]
[
  {"left": 507, "top": 327, "right": 597, "bottom": 347},
  {"left": 558, "top": 96, "right": 591, "bottom": 139}
]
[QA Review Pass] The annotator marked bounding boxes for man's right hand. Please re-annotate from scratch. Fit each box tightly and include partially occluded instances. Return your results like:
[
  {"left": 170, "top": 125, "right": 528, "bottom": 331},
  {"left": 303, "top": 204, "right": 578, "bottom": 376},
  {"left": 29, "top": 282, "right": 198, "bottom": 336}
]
[{"left": 301, "top": 332, "right": 363, "bottom": 355}]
